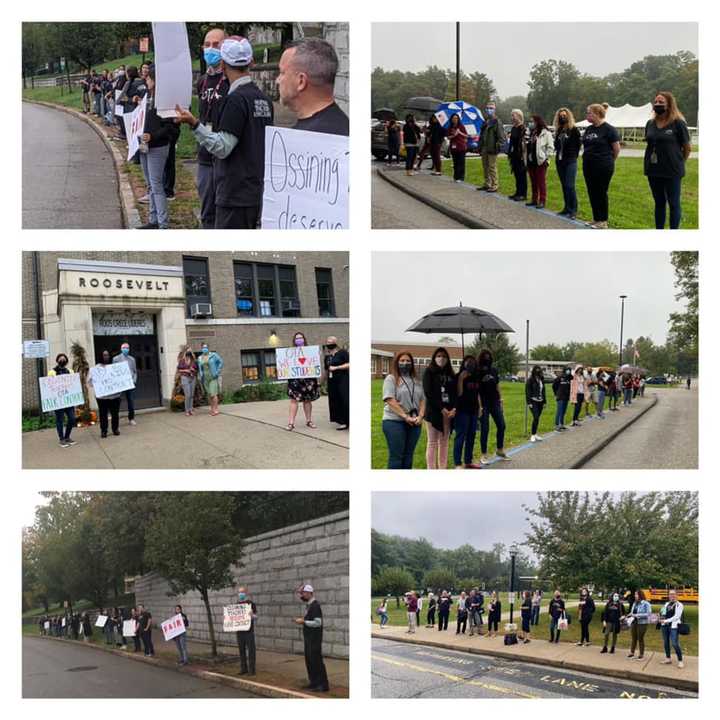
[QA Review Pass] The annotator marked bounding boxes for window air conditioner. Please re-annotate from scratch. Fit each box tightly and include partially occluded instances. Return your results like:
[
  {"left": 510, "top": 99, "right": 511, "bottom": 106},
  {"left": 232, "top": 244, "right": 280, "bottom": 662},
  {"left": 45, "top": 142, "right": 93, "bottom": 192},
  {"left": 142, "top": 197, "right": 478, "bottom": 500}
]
[{"left": 191, "top": 303, "right": 213, "bottom": 318}]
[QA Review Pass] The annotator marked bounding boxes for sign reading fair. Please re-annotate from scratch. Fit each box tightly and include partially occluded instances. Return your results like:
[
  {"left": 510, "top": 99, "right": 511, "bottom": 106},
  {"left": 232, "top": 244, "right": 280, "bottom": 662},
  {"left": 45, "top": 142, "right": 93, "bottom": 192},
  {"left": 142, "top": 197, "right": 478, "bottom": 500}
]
[
  {"left": 262, "top": 127, "right": 349, "bottom": 230},
  {"left": 89, "top": 362, "right": 135, "bottom": 399},
  {"left": 161, "top": 613, "right": 186, "bottom": 641},
  {"left": 276, "top": 345, "right": 322, "bottom": 380},
  {"left": 124, "top": 95, "right": 147, "bottom": 161},
  {"left": 39, "top": 374, "right": 84, "bottom": 413},
  {"left": 223, "top": 603, "right": 253, "bottom": 632}
]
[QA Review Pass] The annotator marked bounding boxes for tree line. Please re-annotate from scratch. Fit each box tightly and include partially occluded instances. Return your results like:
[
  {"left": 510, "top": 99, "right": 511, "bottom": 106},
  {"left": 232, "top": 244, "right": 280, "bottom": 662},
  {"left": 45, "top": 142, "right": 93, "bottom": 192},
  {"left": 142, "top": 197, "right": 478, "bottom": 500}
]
[
  {"left": 22, "top": 491, "right": 348, "bottom": 655},
  {"left": 372, "top": 52, "right": 698, "bottom": 126}
]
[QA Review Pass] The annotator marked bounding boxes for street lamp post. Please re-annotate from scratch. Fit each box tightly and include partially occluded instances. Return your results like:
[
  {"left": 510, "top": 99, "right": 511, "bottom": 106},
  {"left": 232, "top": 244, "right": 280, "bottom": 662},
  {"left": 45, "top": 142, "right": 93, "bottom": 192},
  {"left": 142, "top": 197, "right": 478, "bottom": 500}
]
[
  {"left": 455, "top": 22, "right": 461, "bottom": 99},
  {"left": 509, "top": 543, "right": 519, "bottom": 625},
  {"left": 618, "top": 295, "right": 628, "bottom": 366}
]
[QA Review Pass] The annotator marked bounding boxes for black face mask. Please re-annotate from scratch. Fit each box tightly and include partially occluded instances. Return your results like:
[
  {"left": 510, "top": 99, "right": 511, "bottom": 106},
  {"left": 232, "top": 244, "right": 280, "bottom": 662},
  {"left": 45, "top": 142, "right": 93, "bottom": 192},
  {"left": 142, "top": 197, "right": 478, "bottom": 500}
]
[
  {"left": 326, "top": 343, "right": 337, "bottom": 351},
  {"left": 58, "top": 359, "right": 67, "bottom": 367},
  {"left": 653, "top": 104, "right": 666, "bottom": 115},
  {"left": 559, "top": 116, "right": 567, "bottom": 125},
  {"left": 398, "top": 363, "right": 412, "bottom": 376},
  {"left": 465, "top": 362, "right": 476, "bottom": 373}
]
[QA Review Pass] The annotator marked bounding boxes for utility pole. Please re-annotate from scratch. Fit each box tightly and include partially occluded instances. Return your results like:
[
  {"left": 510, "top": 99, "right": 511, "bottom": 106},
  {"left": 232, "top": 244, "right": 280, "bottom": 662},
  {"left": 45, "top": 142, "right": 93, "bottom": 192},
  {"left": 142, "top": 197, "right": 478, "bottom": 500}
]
[
  {"left": 455, "top": 22, "right": 460, "bottom": 99},
  {"left": 618, "top": 295, "right": 628, "bottom": 366}
]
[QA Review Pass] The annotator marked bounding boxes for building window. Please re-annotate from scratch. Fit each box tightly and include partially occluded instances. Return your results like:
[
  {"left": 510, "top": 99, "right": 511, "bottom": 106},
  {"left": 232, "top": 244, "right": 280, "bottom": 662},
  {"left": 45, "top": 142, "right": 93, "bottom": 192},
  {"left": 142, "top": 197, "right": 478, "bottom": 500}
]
[
  {"left": 371, "top": 356, "right": 377, "bottom": 374},
  {"left": 241, "top": 348, "right": 278, "bottom": 383},
  {"left": 315, "top": 268, "right": 336, "bottom": 317},
  {"left": 183, "top": 257, "right": 211, "bottom": 316},
  {"left": 233, "top": 262, "right": 300, "bottom": 318},
  {"left": 382, "top": 357, "right": 389, "bottom": 374}
]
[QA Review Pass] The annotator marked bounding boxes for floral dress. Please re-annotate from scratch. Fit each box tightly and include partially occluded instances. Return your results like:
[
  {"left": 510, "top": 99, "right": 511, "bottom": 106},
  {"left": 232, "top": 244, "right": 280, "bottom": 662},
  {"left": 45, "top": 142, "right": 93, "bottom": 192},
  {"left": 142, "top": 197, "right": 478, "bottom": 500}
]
[{"left": 287, "top": 378, "right": 320, "bottom": 402}]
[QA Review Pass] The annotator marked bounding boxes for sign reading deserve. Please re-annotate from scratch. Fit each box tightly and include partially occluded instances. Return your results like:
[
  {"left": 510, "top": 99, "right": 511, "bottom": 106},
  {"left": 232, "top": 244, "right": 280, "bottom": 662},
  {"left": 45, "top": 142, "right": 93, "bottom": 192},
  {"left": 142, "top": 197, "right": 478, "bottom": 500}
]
[
  {"left": 276, "top": 345, "right": 322, "bottom": 380},
  {"left": 89, "top": 362, "right": 135, "bottom": 399},
  {"left": 223, "top": 603, "right": 253, "bottom": 632},
  {"left": 161, "top": 613, "right": 186, "bottom": 641},
  {"left": 262, "top": 127, "right": 349, "bottom": 230},
  {"left": 123, "top": 94, "right": 147, "bottom": 160},
  {"left": 39, "top": 373, "right": 84, "bottom": 413}
]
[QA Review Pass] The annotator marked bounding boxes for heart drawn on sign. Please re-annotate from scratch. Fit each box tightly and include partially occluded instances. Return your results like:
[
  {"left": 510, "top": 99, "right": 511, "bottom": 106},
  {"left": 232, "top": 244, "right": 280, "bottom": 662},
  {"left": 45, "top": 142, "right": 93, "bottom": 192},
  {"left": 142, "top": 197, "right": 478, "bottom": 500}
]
[{"left": 298, "top": 357, "right": 307, "bottom": 365}]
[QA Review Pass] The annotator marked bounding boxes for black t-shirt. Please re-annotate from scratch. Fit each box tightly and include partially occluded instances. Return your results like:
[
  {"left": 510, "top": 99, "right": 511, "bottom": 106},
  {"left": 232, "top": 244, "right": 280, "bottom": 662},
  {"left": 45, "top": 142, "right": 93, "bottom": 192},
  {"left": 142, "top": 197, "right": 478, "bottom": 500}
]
[
  {"left": 197, "top": 72, "right": 230, "bottom": 165},
  {"left": 644, "top": 119, "right": 690, "bottom": 179},
  {"left": 582, "top": 122, "right": 620, "bottom": 165},
  {"left": 477, "top": 366, "right": 500, "bottom": 406},
  {"left": 140, "top": 611, "right": 152, "bottom": 631},
  {"left": 294, "top": 102, "right": 349, "bottom": 136},
  {"left": 214, "top": 80, "right": 274, "bottom": 208},
  {"left": 456, "top": 371, "right": 480, "bottom": 414},
  {"left": 303, "top": 599, "right": 323, "bottom": 640}
]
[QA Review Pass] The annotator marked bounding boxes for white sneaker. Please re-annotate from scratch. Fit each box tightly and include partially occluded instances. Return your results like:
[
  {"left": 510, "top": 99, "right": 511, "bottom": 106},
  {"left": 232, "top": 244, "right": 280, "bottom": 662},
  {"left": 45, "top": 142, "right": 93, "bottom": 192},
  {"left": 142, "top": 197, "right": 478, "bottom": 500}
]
[
  {"left": 138, "top": 194, "right": 150, "bottom": 204},
  {"left": 661, "top": 658, "right": 672, "bottom": 665},
  {"left": 535, "top": 434, "right": 543, "bottom": 441},
  {"left": 530, "top": 435, "right": 537, "bottom": 442},
  {"left": 479, "top": 455, "right": 491, "bottom": 465},
  {"left": 678, "top": 661, "right": 684, "bottom": 669},
  {"left": 129, "top": 419, "right": 137, "bottom": 426}
]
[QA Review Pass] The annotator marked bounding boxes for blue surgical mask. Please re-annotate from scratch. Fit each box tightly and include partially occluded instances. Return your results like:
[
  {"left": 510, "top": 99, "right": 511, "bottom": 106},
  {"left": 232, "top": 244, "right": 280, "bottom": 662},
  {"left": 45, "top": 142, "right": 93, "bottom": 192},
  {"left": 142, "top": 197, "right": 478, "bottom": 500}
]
[
  {"left": 121, "top": 347, "right": 129, "bottom": 356},
  {"left": 202, "top": 347, "right": 210, "bottom": 354},
  {"left": 238, "top": 592, "right": 246, "bottom": 601},
  {"left": 486, "top": 107, "right": 495, "bottom": 116},
  {"left": 204, "top": 48, "right": 222, "bottom": 67}
]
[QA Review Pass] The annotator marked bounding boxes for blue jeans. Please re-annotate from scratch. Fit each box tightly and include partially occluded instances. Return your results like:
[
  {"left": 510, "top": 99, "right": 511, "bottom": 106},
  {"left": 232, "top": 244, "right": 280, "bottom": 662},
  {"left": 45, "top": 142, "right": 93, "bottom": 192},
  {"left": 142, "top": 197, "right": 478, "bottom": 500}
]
[
  {"left": 531, "top": 605, "right": 540, "bottom": 625},
  {"left": 139, "top": 144, "right": 171, "bottom": 228},
  {"left": 379, "top": 612, "right": 389, "bottom": 627},
  {"left": 556, "top": 160, "right": 578, "bottom": 214},
  {"left": 174, "top": 633, "right": 189, "bottom": 663},
  {"left": 555, "top": 399, "right": 568, "bottom": 427},
  {"left": 623, "top": 388, "right": 633, "bottom": 405},
  {"left": 479, "top": 403, "right": 506, "bottom": 453},
  {"left": 596, "top": 390, "right": 606, "bottom": 416},
  {"left": 54, "top": 407, "right": 75, "bottom": 440},
  {"left": 662, "top": 625, "right": 682, "bottom": 661},
  {"left": 453, "top": 410, "right": 478, "bottom": 465},
  {"left": 383, "top": 419, "right": 421, "bottom": 469},
  {"left": 122, "top": 389, "right": 136, "bottom": 420},
  {"left": 648, "top": 175, "right": 682, "bottom": 229}
]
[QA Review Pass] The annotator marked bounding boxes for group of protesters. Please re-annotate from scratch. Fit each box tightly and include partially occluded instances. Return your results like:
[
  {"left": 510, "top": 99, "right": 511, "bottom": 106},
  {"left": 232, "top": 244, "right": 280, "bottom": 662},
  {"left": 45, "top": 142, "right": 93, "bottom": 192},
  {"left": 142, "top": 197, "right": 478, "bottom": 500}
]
[
  {"left": 82, "top": 30, "right": 348, "bottom": 230},
  {"left": 390, "top": 91, "right": 692, "bottom": 229},
  {"left": 381, "top": 347, "right": 651, "bottom": 469},
  {"left": 377, "top": 586, "right": 688, "bottom": 669}
]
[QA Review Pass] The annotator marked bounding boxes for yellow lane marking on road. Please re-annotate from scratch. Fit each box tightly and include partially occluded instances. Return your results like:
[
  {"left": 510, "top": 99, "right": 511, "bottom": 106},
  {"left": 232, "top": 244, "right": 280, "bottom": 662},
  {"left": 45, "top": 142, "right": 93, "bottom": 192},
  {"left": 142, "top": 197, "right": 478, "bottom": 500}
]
[{"left": 372, "top": 655, "right": 539, "bottom": 699}]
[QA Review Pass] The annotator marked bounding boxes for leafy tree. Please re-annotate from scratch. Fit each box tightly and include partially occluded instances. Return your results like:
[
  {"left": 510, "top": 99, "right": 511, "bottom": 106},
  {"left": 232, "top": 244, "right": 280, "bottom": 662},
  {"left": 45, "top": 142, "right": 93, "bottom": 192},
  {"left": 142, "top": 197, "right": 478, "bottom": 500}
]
[
  {"left": 573, "top": 340, "right": 617, "bottom": 368},
  {"left": 668, "top": 251, "right": 698, "bottom": 376},
  {"left": 423, "top": 567, "right": 456, "bottom": 593},
  {"left": 372, "top": 566, "right": 416, "bottom": 608},
  {"left": 530, "top": 343, "right": 569, "bottom": 361},
  {"left": 467, "top": 332, "right": 522, "bottom": 374},
  {"left": 144, "top": 493, "right": 244, "bottom": 656}
]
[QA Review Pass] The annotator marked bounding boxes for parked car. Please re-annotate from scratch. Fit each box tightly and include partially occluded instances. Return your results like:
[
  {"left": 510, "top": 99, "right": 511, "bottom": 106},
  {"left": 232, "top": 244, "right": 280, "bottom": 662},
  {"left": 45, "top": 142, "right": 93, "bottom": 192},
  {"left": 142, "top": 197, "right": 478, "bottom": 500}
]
[
  {"left": 645, "top": 376, "right": 668, "bottom": 385},
  {"left": 501, "top": 374, "right": 520, "bottom": 383}
]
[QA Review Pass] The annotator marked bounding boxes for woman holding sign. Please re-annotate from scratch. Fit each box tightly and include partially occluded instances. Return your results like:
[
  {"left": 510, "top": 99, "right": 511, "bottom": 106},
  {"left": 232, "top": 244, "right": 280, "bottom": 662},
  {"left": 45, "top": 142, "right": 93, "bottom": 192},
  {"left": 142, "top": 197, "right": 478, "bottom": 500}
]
[
  {"left": 89, "top": 351, "right": 121, "bottom": 438},
  {"left": 197, "top": 343, "right": 224, "bottom": 416},
  {"left": 287, "top": 332, "right": 320, "bottom": 431},
  {"left": 48, "top": 353, "right": 76, "bottom": 448},
  {"left": 325, "top": 337, "right": 349, "bottom": 431}
]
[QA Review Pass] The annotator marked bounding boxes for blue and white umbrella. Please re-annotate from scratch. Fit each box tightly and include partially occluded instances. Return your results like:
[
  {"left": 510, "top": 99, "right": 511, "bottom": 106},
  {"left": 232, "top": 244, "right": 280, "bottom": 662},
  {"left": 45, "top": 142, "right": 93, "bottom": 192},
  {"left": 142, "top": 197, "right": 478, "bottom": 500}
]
[{"left": 435, "top": 100, "right": 484, "bottom": 136}]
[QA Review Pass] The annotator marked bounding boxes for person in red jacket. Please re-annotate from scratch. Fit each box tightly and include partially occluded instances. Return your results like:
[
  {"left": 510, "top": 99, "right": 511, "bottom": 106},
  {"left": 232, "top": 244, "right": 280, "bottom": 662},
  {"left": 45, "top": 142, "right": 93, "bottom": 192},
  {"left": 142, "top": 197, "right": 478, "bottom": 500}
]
[{"left": 448, "top": 113, "right": 469, "bottom": 182}]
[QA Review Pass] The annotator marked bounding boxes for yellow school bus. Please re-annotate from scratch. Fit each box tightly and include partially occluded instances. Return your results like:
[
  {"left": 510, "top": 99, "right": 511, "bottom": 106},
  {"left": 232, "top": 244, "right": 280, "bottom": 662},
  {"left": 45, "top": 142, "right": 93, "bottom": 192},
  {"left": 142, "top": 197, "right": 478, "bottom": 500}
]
[{"left": 642, "top": 586, "right": 699, "bottom": 604}]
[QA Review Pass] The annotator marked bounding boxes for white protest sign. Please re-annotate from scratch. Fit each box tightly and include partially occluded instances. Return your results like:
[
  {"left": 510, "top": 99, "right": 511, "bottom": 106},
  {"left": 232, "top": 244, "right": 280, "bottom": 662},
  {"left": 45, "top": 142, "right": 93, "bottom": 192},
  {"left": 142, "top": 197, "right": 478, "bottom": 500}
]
[
  {"left": 23, "top": 340, "right": 49, "bottom": 358},
  {"left": 39, "top": 373, "right": 84, "bottom": 413},
  {"left": 61, "top": 618, "right": 66, "bottom": 627},
  {"left": 89, "top": 362, "right": 135, "bottom": 399},
  {"left": 262, "top": 127, "right": 349, "bottom": 230},
  {"left": 114, "top": 89, "right": 124, "bottom": 117},
  {"left": 44, "top": 621, "right": 50, "bottom": 630},
  {"left": 275, "top": 345, "right": 322, "bottom": 380},
  {"left": 152, "top": 22, "right": 192, "bottom": 117},
  {"left": 161, "top": 613, "right": 186, "bottom": 641},
  {"left": 123, "top": 619, "right": 138, "bottom": 637},
  {"left": 95, "top": 614, "right": 108, "bottom": 628},
  {"left": 223, "top": 603, "right": 253, "bottom": 632},
  {"left": 123, "top": 94, "right": 147, "bottom": 161}
]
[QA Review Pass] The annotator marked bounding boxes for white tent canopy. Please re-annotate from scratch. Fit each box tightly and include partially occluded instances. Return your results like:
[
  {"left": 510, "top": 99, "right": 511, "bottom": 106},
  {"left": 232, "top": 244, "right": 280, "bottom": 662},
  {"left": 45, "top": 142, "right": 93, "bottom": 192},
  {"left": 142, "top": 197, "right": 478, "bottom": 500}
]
[{"left": 576, "top": 103, "right": 653, "bottom": 128}]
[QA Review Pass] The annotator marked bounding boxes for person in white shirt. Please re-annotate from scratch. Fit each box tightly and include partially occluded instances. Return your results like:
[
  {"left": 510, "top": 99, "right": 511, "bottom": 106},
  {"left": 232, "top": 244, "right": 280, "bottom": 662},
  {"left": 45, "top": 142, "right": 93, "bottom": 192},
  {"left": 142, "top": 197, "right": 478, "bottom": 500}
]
[{"left": 659, "top": 589, "right": 685, "bottom": 668}]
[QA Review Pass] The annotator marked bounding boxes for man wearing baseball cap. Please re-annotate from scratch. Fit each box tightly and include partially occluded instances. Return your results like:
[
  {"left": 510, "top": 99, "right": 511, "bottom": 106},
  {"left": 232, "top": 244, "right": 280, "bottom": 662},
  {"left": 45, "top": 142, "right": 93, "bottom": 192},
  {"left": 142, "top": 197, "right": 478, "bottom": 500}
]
[
  {"left": 176, "top": 36, "right": 273, "bottom": 229},
  {"left": 294, "top": 584, "right": 329, "bottom": 692}
]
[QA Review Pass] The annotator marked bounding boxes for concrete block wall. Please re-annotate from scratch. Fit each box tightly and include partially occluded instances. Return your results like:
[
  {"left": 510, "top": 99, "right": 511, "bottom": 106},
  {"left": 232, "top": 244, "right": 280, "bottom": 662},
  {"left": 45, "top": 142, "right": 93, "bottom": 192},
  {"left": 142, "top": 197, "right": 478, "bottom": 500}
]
[
  {"left": 134, "top": 511, "right": 349, "bottom": 658},
  {"left": 322, "top": 23, "right": 349, "bottom": 115}
]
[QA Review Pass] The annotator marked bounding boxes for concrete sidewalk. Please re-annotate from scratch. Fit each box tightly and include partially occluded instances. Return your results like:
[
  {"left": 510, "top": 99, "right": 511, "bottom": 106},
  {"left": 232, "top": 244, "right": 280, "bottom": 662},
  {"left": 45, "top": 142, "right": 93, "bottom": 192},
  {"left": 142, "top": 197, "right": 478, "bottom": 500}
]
[
  {"left": 33, "top": 633, "right": 349, "bottom": 698},
  {"left": 371, "top": 624, "right": 697, "bottom": 692},
  {"left": 485, "top": 393, "right": 658, "bottom": 470},
  {"left": 22, "top": 399, "right": 349, "bottom": 469},
  {"left": 376, "top": 166, "right": 585, "bottom": 230}
]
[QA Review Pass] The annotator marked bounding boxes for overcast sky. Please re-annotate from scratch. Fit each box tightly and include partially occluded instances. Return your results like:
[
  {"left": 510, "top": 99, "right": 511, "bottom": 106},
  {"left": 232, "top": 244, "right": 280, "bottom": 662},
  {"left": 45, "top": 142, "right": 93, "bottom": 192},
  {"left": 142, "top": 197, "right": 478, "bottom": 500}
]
[
  {"left": 373, "top": 492, "right": 540, "bottom": 550},
  {"left": 372, "top": 252, "right": 681, "bottom": 347},
  {"left": 372, "top": 23, "right": 698, "bottom": 98}
]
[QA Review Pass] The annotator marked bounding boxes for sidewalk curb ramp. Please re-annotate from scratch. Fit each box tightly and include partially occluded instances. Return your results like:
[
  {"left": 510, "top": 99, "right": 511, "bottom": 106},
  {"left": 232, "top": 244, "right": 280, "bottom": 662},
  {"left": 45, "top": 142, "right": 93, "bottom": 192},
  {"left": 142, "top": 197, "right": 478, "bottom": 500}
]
[
  {"left": 23, "top": 100, "right": 141, "bottom": 229},
  {"left": 566, "top": 394, "right": 659, "bottom": 469},
  {"left": 371, "top": 631, "right": 698, "bottom": 693},
  {"left": 34, "top": 635, "right": 317, "bottom": 699},
  {"left": 376, "top": 167, "right": 497, "bottom": 229}
]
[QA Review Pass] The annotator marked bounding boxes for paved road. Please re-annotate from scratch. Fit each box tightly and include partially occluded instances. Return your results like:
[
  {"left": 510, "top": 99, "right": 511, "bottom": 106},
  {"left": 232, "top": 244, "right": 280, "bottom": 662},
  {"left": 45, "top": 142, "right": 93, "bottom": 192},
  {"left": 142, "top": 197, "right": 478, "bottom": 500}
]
[
  {"left": 22, "top": 103, "right": 123, "bottom": 229},
  {"left": 23, "top": 637, "right": 261, "bottom": 698},
  {"left": 583, "top": 387, "right": 698, "bottom": 469},
  {"left": 372, "top": 638, "right": 695, "bottom": 699},
  {"left": 372, "top": 165, "right": 465, "bottom": 229}
]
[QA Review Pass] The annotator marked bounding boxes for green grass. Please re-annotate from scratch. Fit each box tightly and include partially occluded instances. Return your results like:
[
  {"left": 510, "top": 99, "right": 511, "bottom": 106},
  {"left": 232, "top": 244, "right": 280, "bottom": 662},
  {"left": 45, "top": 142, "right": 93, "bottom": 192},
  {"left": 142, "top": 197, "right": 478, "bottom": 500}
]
[
  {"left": 370, "top": 596, "right": 698, "bottom": 655},
  {"left": 372, "top": 379, "right": 568, "bottom": 469},
  {"left": 443, "top": 155, "right": 698, "bottom": 229},
  {"left": 22, "top": 412, "right": 57, "bottom": 433}
]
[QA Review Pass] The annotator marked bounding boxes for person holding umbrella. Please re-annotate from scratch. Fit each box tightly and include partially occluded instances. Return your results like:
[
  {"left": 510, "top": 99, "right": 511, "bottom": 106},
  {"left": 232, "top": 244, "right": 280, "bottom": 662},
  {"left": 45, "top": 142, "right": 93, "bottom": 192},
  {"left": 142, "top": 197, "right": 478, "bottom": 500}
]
[
  {"left": 477, "top": 350, "right": 509, "bottom": 464},
  {"left": 423, "top": 348, "right": 456, "bottom": 469}
]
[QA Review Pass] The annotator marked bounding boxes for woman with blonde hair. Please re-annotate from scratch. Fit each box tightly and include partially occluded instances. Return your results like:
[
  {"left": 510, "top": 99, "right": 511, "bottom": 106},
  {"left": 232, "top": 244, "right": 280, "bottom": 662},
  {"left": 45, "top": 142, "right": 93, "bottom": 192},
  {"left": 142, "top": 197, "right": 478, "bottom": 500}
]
[
  {"left": 507, "top": 109, "right": 528, "bottom": 201},
  {"left": 644, "top": 91, "right": 692, "bottom": 229},
  {"left": 581, "top": 103, "right": 621, "bottom": 228},
  {"left": 553, "top": 107, "right": 582, "bottom": 219}
]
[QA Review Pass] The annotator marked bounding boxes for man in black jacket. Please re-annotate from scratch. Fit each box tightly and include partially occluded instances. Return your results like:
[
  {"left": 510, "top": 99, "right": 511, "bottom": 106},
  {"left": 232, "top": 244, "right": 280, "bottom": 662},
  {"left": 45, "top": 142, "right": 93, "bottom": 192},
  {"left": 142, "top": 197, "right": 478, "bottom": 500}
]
[
  {"left": 294, "top": 584, "right": 329, "bottom": 692},
  {"left": 552, "top": 367, "right": 572, "bottom": 431}
]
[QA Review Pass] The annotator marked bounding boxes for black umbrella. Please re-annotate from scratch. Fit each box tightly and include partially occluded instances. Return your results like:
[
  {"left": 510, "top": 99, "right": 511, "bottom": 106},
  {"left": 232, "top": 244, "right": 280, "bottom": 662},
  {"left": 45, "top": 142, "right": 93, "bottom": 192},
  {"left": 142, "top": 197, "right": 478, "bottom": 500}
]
[
  {"left": 406, "top": 303, "right": 514, "bottom": 354},
  {"left": 372, "top": 107, "right": 397, "bottom": 121},
  {"left": 404, "top": 96, "right": 444, "bottom": 113}
]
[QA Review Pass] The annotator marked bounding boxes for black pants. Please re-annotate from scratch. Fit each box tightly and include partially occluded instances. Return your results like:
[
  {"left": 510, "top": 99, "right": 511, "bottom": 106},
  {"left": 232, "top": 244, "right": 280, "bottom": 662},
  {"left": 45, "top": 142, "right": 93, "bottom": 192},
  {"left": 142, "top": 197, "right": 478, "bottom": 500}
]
[
  {"left": 510, "top": 155, "right": 527, "bottom": 197},
  {"left": 583, "top": 160, "right": 614, "bottom": 222},
  {"left": 303, "top": 633, "right": 329, "bottom": 690},
  {"left": 456, "top": 613, "right": 467, "bottom": 633},
  {"left": 451, "top": 150, "right": 466, "bottom": 181},
  {"left": 488, "top": 617, "right": 499, "bottom": 632},
  {"left": 141, "top": 629, "right": 154, "bottom": 656},
  {"left": 97, "top": 397, "right": 120, "bottom": 435},
  {"left": 572, "top": 393, "right": 584, "bottom": 422},
  {"left": 438, "top": 611, "right": 449, "bottom": 631},
  {"left": 580, "top": 618, "right": 591, "bottom": 644},
  {"left": 427, "top": 607, "right": 436, "bottom": 626},
  {"left": 237, "top": 630, "right": 256, "bottom": 673},
  {"left": 215, "top": 205, "right": 261, "bottom": 229},
  {"left": 163, "top": 136, "right": 177, "bottom": 197},
  {"left": 530, "top": 400, "right": 544, "bottom": 434},
  {"left": 648, "top": 175, "right": 682, "bottom": 229},
  {"left": 133, "top": 633, "right": 141, "bottom": 652}
]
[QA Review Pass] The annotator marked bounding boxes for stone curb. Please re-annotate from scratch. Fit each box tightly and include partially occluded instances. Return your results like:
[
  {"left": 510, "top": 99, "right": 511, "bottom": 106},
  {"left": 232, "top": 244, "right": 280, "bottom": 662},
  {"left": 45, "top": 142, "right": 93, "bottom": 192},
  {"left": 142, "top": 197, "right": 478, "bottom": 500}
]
[
  {"left": 376, "top": 167, "right": 497, "bottom": 229},
  {"left": 371, "top": 631, "right": 698, "bottom": 693},
  {"left": 33, "top": 634, "right": 318, "bottom": 699},
  {"left": 23, "top": 99, "right": 141, "bottom": 229},
  {"left": 566, "top": 394, "right": 659, "bottom": 469}
]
